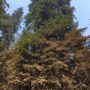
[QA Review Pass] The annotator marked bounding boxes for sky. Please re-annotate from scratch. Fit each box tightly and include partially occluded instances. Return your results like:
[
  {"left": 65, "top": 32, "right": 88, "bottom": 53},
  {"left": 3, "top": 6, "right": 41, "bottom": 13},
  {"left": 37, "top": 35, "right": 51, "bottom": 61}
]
[{"left": 6, "top": 0, "right": 90, "bottom": 36}]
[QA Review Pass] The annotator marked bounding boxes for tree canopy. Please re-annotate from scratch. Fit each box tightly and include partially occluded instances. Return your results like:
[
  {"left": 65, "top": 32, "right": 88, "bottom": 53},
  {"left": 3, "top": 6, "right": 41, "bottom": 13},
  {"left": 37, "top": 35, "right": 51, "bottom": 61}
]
[{"left": 0, "top": 0, "right": 90, "bottom": 90}]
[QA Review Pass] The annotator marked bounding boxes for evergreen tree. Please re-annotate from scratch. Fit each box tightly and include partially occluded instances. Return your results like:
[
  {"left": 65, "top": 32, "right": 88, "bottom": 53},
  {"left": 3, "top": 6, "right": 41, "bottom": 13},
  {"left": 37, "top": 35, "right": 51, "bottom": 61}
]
[
  {"left": 7, "top": 0, "right": 90, "bottom": 90},
  {"left": 0, "top": 0, "right": 9, "bottom": 89},
  {"left": 0, "top": 0, "right": 23, "bottom": 49},
  {"left": 5, "top": 7, "right": 23, "bottom": 48},
  {"left": 25, "top": 0, "right": 74, "bottom": 33},
  {"left": 19, "top": 0, "right": 74, "bottom": 55},
  {"left": 0, "top": 0, "right": 8, "bottom": 50},
  {"left": 0, "top": 0, "right": 23, "bottom": 89}
]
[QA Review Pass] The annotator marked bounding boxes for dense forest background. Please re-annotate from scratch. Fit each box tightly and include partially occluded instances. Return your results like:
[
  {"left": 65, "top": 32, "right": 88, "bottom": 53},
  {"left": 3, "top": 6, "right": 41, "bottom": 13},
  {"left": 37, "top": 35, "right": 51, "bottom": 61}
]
[{"left": 0, "top": 0, "right": 90, "bottom": 90}]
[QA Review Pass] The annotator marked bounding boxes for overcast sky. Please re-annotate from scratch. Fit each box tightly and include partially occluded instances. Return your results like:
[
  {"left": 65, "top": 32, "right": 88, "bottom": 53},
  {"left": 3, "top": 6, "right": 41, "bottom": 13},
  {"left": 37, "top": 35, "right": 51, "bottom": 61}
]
[{"left": 6, "top": 0, "right": 90, "bottom": 36}]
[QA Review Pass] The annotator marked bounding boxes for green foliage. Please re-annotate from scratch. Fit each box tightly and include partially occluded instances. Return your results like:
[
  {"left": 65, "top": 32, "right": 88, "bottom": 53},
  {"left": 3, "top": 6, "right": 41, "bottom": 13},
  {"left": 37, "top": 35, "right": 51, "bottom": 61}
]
[
  {"left": 0, "top": 6, "right": 23, "bottom": 49},
  {"left": 43, "top": 15, "right": 73, "bottom": 37},
  {"left": 16, "top": 30, "right": 46, "bottom": 56},
  {"left": 25, "top": 0, "right": 73, "bottom": 31},
  {"left": 12, "top": 8, "right": 23, "bottom": 34},
  {"left": 17, "top": 0, "right": 74, "bottom": 55}
]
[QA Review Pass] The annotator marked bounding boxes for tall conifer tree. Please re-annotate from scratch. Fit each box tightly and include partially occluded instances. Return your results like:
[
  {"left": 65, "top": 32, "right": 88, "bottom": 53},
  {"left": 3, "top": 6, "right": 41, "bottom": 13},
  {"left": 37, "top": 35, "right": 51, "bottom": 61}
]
[
  {"left": 0, "top": 0, "right": 23, "bottom": 89},
  {"left": 5, "top": 0, "right": 90, "bottom": 90}
]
